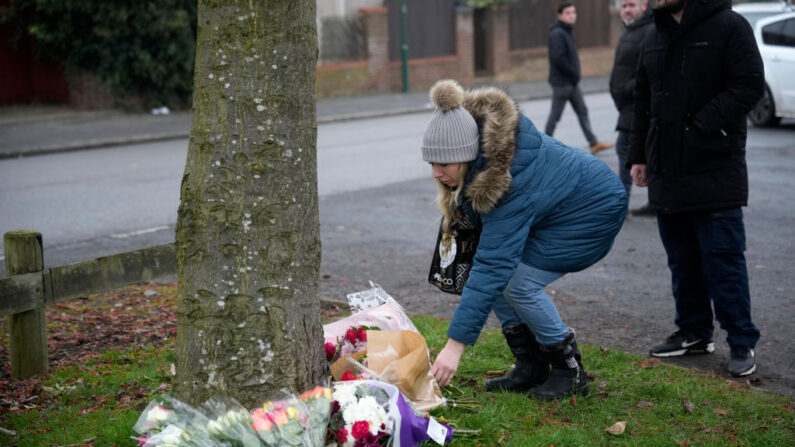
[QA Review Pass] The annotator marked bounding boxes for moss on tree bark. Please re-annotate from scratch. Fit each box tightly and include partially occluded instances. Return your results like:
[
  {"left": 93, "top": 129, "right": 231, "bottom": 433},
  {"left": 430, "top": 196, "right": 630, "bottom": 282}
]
[{"left": 174, "top": 0, "right": 324, "bottom": 407}]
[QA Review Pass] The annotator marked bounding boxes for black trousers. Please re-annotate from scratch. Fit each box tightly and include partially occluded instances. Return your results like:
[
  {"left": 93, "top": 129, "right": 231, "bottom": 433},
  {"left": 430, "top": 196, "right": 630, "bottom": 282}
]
[{"left": 544, "top": 84, "right": 597, "bottom": 147}]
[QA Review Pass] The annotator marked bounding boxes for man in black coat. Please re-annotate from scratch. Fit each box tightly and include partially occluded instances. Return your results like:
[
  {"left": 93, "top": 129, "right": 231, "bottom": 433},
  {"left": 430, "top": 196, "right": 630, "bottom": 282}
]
[
  {"left": 544, "top": 2, "right": 611, "bottom": 154},
  {"left": 609, "top": 0, "right": 653, "bottom": 216},
  {"left": 629, "top": 0, "right": 763, "bottom": 377}
]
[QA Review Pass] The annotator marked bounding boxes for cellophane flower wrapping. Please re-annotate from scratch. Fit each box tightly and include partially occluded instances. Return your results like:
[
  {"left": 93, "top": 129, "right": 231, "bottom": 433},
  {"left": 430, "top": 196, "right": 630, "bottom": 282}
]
[
  {"left": 323, "top": 284, "right": 419, "bottom": 349},
  {"left": 201, "top": 396, "right": 263, "bottom": 447},
  {"left": 134, "top": 384, "right": 334, "bottom": 447},
  {"left": 329, "top": 380, "right": 453, "bottom": 447},
  {"left": 132, "top": 396, "right": 215, "bottom": 446},
  {"left": 298, "top": 385, "right": 333, "bottom": 446},
  {"left": 324, "top": 285, "right": 445, "bottom": 411}
]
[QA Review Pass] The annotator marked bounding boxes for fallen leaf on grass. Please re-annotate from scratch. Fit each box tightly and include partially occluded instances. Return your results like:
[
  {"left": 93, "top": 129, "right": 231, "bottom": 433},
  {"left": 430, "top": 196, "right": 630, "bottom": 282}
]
[
  {"left": 635, "top": 400, "right": 654, "bottom": 408},
  {"left": 484, "top": 370, "right": 507, "bottom": 376},
  {"left": 605, "top": 421, "right": 627, "bottom": 435},
  {"left": 640, "top": 358, "right": 661, "bottom": 368},
  {"left": 682, "top": 400, "right": 695, "bottom": 413},
  {"left": 715, "top": 408, "right": 729, "bottom": 416},
  {"left": 605, "top": 421, "right": 626, "bottom": 435},
  {"left": 570, "top": 394, "right": 577, "bottom": 407}
]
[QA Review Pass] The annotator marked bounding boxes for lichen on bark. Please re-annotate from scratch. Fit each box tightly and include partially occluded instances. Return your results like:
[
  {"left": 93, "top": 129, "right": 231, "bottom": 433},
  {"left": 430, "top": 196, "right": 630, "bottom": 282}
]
[{"left": 174, "top": 0, "right": 324, "bottom": 408}]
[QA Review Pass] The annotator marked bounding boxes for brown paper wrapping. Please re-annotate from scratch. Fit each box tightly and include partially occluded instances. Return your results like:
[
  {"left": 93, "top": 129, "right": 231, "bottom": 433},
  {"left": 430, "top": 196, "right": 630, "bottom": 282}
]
[
  {"left": 329, "top": 350, "right": 367, "bottom": 381},
  {"left": 366, "top": 330, "right": 444, "bottom": 411}
]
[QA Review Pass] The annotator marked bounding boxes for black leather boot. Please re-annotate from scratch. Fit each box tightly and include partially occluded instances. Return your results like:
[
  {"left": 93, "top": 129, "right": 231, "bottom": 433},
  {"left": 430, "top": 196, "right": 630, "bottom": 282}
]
[
  {"left": 485, "top": 324, "right": 549, "bottom": 392},
  {"left": 528, "top": 330, "right": 589, "bottom": 400}
]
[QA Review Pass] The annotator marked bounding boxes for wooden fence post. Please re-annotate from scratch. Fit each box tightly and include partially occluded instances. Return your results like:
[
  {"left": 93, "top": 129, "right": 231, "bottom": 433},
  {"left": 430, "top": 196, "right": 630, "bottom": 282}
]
[{"left": 3, "top": 230, "right": 48, "bottom": 379}]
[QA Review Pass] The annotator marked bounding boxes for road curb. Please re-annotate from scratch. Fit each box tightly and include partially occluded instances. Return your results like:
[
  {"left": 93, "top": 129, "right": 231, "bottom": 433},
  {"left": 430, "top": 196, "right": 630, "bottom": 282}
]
[
  {"left": 0, "top": 85, "right": 610, "bottom": 159},
  {"left": 0, "top": 132, "right": 190, "bottom": 160}
]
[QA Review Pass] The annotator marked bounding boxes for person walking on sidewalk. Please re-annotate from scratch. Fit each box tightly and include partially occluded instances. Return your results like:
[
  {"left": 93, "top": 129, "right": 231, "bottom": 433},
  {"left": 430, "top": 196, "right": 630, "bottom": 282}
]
[
  {"left": 629, "top": 0, "right": 763, "bottom": 376},
  {"left": 423, "top": 79, "right": 627, "bottom": 400},
  {"left": 544, "top": 2, "right": 612, "bottom": 154},
  {"left": 609, "top": 0, "right": 655, "bottom": 217}
]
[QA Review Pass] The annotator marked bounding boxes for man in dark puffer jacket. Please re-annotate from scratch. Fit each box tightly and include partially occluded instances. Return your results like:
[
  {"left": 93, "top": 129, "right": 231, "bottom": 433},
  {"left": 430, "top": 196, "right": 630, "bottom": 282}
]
[
  {"left": 629, "top": 0, "right": 763, "bottom": 377},
  {"left": 609, "top": 0, "right": 653, "bottom": 216}
]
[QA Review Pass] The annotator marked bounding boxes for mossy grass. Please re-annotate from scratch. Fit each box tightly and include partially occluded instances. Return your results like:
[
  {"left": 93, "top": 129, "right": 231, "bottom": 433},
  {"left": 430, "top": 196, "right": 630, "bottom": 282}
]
[{"left": 1, "top": 305, "right": 792, "bottom": 446}]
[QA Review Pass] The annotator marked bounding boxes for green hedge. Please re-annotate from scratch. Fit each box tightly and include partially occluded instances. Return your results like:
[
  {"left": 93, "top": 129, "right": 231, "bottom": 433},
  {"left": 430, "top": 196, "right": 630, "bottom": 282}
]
[{"left": 2, "top": 0, "right": 197, "bottom": 108}]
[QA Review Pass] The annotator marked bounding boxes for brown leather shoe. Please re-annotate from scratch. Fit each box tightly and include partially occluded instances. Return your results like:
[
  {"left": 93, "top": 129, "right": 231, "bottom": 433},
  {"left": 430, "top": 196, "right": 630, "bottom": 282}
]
[{"left": 589, "top": 142, "right": 613, "bottom": 154}]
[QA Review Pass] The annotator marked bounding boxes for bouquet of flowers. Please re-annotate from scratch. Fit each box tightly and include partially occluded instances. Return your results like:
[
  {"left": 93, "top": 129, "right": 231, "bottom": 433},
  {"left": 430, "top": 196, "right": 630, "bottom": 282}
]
[
  {"left": 328, "top": 381, "right": 393, "bottom": 447},
  {"left": 250, "top": 394, "right": 308, "bottom": 446},
  {"left": 134, "top": 384, "right": 334, "bottom": 447},
  {"left": 300, "top": 385, "right": 333, "bottom": 446},
  {"left": 325, "top": 325, "right": 374, "bottom": 364},
  {"left": 132, "top": 397, "right": 215, "bottom": 446},
  {"left": 249, "top": 385, "right": 332, "bottom": 447},
  {"left": 202, "top": 396, "right": 263, "bottom": 447},
  {"left": 323, "top": 284, "right": 419, "bottom": 349}
]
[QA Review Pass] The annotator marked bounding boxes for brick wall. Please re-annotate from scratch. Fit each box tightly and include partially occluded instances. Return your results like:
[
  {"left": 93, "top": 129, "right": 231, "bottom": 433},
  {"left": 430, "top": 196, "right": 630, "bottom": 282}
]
[
  {"left": 316, "top": 6, "right": 477, "bottom": 98},
  {"left": 361, "top": 7, "right": 391, "bottom": 92},
  {"left": 455, "top": 7, "right": 475, "bottom": 87},
  {"left": 315, "top": 5, "right": 615, "bottom": 98},
  {"left": 499, "top": 46, "right": 615, "bottom": 83}
]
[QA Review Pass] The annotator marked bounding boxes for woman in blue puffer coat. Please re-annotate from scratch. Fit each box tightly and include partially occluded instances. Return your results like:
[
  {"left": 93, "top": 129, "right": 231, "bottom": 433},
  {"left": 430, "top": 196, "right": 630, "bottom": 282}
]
[{"left": 424, "top": 80, "right": 626, "bottom": 400}]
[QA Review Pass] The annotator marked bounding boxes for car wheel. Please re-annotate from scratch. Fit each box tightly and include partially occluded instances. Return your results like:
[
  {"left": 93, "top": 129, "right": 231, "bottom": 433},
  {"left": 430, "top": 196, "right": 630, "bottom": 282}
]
[{"left": 749, "top": 85, "right": 781, "bottom": 127}]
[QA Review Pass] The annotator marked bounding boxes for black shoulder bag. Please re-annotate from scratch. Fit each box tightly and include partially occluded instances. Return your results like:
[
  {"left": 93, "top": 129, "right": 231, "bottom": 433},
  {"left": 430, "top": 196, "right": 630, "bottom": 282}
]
[{"left": 427, "top": 214, "right": 481, "bottom": 295}]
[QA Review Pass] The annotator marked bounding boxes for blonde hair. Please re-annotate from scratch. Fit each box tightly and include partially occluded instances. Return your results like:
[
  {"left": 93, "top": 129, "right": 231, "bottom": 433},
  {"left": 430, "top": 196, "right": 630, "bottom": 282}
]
[{"left": 435, "top": 163, "right": 470, "bottom": 234}]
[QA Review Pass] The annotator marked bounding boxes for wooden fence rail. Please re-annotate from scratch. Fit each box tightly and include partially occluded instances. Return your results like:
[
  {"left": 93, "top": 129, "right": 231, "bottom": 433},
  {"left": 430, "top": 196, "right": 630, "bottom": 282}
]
[{"left": 1, "top": 230, "right": 177, "bottom": 379}]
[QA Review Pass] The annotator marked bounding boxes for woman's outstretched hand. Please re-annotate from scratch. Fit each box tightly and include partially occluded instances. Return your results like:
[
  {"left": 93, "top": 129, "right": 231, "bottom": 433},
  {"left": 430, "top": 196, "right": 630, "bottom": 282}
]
[{"left": 431, "top": 338, "right": 466, "bottom": 387}]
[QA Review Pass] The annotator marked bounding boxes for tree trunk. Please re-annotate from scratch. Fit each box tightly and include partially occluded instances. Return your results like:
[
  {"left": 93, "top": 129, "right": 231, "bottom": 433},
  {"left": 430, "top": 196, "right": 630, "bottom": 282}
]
[{"left": 174, "top": 0, "right": 323, "bottom": 408}]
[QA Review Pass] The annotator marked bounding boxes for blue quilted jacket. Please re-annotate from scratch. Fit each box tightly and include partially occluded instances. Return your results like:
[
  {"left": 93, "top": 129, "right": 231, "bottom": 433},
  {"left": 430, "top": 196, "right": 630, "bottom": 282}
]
[{"left": 446, "top": 87, "right": 627, "bottom": 345}]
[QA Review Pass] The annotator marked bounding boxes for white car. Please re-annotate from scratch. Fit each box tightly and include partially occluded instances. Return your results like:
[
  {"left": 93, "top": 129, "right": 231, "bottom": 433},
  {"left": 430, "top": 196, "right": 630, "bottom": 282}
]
[
  {"left": 748, "top": 12, "right": 795, "bottom": 126},
  {"left": 733, "top": 1, "right": 792, "bottom": 29}
]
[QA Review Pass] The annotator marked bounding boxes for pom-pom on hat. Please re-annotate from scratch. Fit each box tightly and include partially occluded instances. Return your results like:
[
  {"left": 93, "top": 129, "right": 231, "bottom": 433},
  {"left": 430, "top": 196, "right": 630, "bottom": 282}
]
[{"left": 421, "top": 80, "right": 479, "bottom": 164}]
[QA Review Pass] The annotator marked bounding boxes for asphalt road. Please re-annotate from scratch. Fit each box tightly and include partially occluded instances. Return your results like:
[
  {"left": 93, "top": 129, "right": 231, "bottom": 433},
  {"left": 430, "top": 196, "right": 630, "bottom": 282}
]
[{"left": 1, "top": 93, "right": 793, "bottom": 396}]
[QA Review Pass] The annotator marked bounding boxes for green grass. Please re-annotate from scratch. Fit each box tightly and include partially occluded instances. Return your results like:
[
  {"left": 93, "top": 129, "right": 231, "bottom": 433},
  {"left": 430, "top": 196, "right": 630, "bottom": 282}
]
[
  {"left": 414, "top": 316, "right": 795, "bottom": 446},
  {"left": 1, "top": 344, "right": 174, "bottom": 446},
  {"left": 2, "top": 314, "right": 793, "bottom": 446}
]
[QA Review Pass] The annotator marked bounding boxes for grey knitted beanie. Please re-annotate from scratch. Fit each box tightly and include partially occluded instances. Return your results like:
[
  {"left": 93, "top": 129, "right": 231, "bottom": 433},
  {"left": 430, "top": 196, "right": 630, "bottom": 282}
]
[{"left": 421, "top": 80, "right": 479, "bottom": 164}]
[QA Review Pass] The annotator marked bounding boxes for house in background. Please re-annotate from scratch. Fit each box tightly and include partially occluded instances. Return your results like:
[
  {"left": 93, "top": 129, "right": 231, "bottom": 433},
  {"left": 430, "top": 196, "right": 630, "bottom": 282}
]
[{"left": 1, "top": 0, "right": 618, "bottom": 108}]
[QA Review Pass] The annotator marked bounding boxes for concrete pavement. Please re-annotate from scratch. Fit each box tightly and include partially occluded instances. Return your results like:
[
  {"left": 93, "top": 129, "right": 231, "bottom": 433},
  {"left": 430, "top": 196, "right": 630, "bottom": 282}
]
[{"left": 0, "top": 76, "right": 609, "bottom": 159}]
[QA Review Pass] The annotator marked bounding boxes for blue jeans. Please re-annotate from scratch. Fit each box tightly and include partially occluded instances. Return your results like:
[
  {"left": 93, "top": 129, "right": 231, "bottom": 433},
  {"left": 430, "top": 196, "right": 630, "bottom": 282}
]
[
  {"left": 491, "top": 262, "right": 569, "bottom": 345},
  {"left": 657, "top": 208, "right": 760, "bottom": 348}
]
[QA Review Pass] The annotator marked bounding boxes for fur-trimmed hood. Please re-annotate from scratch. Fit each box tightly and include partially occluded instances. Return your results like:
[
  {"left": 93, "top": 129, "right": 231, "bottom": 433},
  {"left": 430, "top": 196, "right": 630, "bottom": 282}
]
[{"left": 429, "top": 81, "right": 521, "bottom": 214}]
